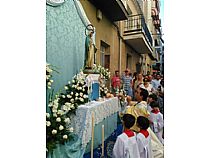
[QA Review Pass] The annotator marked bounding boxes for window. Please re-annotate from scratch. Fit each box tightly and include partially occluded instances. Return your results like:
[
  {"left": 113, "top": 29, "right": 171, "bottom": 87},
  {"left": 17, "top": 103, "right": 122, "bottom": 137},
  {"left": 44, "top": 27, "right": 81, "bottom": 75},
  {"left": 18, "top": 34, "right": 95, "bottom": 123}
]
[{"left": 100, "top": 41, "right": 110, "bottom": 69}]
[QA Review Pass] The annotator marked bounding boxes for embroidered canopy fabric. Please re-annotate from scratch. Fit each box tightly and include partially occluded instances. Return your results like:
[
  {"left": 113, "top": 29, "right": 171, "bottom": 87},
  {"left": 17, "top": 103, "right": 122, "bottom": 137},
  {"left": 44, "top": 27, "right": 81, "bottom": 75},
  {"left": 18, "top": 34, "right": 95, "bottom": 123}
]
[{"left": 72, "top": 97, "right": 120, "bottom": 148}]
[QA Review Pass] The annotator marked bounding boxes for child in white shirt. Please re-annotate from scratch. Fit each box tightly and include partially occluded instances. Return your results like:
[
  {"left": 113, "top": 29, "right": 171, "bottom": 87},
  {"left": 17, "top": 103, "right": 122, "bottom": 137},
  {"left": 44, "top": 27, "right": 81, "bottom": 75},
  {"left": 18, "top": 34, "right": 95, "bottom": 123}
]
[
  {"left": 147, "top": 94, "right": 158, "bottom": 112},
  {"left": 113, "top": 114, "right": 140, "bottom": 158},
  {"left": 136, "top": 116, "right": 153, "bottom": 158},
  {"left": 149, "top": 101, "right": 164, "bottom": 144}
]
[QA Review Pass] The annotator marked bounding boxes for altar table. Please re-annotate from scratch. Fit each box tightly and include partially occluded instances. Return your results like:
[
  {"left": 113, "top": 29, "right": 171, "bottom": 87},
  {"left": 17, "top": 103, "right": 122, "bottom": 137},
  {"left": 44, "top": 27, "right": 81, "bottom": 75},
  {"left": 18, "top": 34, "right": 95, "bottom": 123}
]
[{"left": 48, "top": 97, "right": 120, "bottom": 158}]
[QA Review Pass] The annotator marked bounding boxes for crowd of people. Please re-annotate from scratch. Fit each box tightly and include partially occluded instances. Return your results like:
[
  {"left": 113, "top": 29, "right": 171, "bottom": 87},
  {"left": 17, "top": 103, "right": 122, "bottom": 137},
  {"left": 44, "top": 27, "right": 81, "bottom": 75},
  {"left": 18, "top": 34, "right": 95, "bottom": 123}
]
[{"left": 111, "top": 68, "right": 164, "bottom": 158}]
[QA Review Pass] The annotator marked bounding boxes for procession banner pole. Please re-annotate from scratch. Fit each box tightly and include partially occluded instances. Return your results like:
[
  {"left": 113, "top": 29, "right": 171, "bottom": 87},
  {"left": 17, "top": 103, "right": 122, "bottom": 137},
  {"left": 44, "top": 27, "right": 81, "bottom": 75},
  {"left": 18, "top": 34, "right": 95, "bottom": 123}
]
[{"left": 91, "top": 113, "right": 95, "bottom": 158}]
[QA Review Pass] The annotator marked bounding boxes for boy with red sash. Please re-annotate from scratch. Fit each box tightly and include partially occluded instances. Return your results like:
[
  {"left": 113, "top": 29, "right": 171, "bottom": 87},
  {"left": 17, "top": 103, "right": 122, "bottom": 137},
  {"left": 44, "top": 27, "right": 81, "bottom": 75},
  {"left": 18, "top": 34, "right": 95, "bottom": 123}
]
[
  {"left": 149, "top": 101, "right": 164, "bottom": 144},
  {"left": 136, "top": 116, "right": 153, "bottom": 158},
  {"left": 113, "top": 114, "right": 140, "bottom": 158}
]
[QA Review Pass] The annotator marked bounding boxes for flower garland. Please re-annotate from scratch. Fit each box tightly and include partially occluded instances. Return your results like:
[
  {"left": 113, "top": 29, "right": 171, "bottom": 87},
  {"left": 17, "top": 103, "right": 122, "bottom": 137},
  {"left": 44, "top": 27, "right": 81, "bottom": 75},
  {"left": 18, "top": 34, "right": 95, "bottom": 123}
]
[
  {"left": 92, "top": 64, "right": 110, "bottom": 81},
  {"left": 46, "top": 63, "right": 54, "bottom": 89}
]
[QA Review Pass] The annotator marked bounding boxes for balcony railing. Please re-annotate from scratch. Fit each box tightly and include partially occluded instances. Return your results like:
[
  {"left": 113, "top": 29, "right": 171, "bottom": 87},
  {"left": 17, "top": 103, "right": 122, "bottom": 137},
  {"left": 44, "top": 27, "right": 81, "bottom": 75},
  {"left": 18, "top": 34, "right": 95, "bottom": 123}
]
[{"left": 124, "top": 14, "right": 153, "bottom": 46}]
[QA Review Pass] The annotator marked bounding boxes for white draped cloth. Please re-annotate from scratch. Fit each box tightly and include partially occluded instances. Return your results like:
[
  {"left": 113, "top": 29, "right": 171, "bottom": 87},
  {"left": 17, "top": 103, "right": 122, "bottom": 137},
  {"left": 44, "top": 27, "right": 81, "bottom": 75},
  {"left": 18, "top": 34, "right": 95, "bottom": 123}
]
[{"left": 73, "top": 97, "right": 120, "bottom": 148}]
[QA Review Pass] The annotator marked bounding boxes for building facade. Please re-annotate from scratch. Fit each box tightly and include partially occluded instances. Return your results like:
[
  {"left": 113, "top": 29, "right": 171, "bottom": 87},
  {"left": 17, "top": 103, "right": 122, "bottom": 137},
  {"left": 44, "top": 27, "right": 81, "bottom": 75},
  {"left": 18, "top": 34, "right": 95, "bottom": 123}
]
[{"left": 80, "top": 0, "right": 163, "bottom": 76}]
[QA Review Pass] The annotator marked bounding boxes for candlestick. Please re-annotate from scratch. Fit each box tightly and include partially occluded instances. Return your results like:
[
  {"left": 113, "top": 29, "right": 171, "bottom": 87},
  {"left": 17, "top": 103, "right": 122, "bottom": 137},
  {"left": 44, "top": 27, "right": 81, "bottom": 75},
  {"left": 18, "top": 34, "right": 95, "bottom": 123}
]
[
  {"left": 101, "top": 125, "right": 104, "bottom": 157},
  {"left": 91, "top": 113, "right": 95, "bottom": 158}
]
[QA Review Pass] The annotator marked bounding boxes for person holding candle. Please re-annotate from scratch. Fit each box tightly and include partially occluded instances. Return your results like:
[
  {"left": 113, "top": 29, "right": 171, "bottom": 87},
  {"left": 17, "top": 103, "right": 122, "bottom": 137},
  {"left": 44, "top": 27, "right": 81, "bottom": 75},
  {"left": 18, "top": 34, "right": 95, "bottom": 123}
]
[{"left": 112, "top": 114, "right": 140, "bottom": 158}]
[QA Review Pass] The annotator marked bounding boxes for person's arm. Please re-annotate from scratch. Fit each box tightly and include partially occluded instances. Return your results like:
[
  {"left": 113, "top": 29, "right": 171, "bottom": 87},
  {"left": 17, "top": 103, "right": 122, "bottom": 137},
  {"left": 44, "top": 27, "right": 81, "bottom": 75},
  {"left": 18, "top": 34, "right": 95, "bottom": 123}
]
[{"left": 130, "top": 78, "right": 134, "bottom": 88}]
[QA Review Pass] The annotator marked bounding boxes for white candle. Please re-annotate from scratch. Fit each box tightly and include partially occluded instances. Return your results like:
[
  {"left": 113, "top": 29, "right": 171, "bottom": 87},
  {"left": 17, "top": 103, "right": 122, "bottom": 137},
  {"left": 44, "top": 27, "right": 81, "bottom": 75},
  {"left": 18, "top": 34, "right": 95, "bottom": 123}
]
[
  {"left": 91, "top": 113, "right": 95, "bottom": 158},
  {"left": 101, "top": 125, "right": 105, "bottom": 157}
]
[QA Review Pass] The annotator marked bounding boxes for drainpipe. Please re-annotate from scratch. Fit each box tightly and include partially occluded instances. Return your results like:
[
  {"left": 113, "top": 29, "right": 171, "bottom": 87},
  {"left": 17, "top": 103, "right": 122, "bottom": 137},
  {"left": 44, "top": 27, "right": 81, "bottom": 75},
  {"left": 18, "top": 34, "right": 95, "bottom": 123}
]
[{"left": 113, "top": 22, "right": 123, "bottom": 74}]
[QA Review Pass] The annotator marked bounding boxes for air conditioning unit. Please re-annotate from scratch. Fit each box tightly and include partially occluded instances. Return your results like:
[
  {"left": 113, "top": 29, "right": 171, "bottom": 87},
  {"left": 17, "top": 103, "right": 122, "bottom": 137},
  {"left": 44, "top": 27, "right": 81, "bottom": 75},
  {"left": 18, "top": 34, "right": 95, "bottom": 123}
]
[{"left": 96, "top": 9, "right": 102, "bottom": 20}]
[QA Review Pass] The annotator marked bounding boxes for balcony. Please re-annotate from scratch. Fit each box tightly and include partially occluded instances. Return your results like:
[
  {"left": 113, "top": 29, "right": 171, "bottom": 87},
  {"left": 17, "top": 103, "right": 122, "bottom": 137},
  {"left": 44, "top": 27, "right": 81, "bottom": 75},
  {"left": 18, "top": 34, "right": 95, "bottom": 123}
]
[
  {"left": 89, "top": 0, "right": 128, "bottom": 21},
  {"left": 123, "top": 14, "right": 154, "bottom": 58}
]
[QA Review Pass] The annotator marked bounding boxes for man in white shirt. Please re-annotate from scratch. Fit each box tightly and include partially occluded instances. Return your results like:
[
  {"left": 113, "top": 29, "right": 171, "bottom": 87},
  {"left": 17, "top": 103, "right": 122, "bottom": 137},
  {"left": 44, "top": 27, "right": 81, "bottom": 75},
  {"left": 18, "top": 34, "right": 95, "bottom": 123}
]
[{"left": 151, "top": 74, "right": 161, "bottom": 91}]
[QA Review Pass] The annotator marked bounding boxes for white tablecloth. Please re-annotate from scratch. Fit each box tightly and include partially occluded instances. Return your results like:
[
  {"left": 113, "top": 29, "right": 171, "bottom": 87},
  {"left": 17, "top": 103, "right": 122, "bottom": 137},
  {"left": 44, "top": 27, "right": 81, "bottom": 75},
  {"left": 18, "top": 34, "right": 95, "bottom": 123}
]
[{"left": 73, "top": 97, "right": 120, "bottom": 148}]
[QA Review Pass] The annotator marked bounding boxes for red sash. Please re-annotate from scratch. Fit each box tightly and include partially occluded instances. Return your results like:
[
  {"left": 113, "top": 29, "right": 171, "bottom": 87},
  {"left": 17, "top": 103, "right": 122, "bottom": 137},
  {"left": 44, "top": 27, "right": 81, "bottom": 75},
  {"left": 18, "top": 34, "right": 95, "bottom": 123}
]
[
  {"left": 124, "top": 129, "right": 135, "bottom": 137},
  {"left": 139, "top": 129, "right": 149, "bottom": 138}
]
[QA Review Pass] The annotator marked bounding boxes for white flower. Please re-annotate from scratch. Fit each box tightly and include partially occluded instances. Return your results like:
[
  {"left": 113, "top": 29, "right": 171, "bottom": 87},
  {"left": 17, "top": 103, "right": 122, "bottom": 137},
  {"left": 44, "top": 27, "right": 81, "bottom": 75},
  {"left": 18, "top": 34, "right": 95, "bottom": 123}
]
[
  {"left": 69, "top": 127, "right": 74, "bottom": 133},
  {"left": 70, "top": 104, "right": 74, "bottom": 108},
  {"left": 72, "top": 79, "right": 75, "bottom": 83},
  {"left": 64, "top": 118, "right": 70, "bottom": 123},
  {"left": 52, "top": 108, "right": 57, "bottom": 113},
  {"left": 53, "top": 113, "right": 57, "bottom": 117},
  {"left": 80, "top": 92, "right": 83, "bottom": 97},
  {"left": 70, "top": 99, "right": 74, "bottom": 103},
  {"left": 59, "top": 125, "right": 64, "bottom": 130},
  {"left": 83, "top": 95, "right": 88, "bottom": 98},
  {"left": 67, "top": 95, "right": 71, "bottom": 98},
  {"left": 68, "top": 81, "right": 71, "bottom": 84},
  {"left": 48, "top": 82, "right": 51, "bottom": 86},
  {"left": 83, "top": 88, "right": 85, "bottom": 92},
  {"left": 71, "top": 92, "right": 73, "bottom": 95},
  {"left": 46, "top": 121, "right": 51, "bottom": 127},
  {"left": 65, "top": 102, "right": 71, "bottom": 106},
  {"left": 79, "top": 98, "right": 84, "bottom": 102},
  {"left": 62, "top": 95, "right": 65, "bottom": 98},
  {"left": 63, "top": 135, "right": 68, "bottom": 139},
  {"left": 75, "top": 93, "right": 78, "bottom": 96},
  {"left": 63, "top": 106, "right": 68, "bottom": 111},
  {"left": 52, "top": 129, "right": 57, "bottom": 135},
  {"left": 53, "top": 102, "right": 58, "bottom": 109},
  {"left": 75, "top": 97, "right": 78, "bottom": 100},
  {"left": 50, "top": 79, "right": 53, "bottom": 83},
  {"left": 56, "top": 117, "right": 61, "bottom": 122},
  {"left": 57, "top": 110, "right": 64, "bottom": 115},
  {"left": 46, "top": 113, "right": 50, "bottom": 118},
  {"left": 64, "top": 86, "right": 68, "bottom": 90}
]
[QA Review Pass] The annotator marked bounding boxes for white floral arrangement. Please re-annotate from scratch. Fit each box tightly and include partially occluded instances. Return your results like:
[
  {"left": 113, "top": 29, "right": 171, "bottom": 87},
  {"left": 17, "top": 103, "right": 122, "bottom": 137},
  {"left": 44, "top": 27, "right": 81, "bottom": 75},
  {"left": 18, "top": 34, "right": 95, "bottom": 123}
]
[
  {"left": 46, "top": 96, "right": 74, "bottom": 152},
  {"left": 46, "top": 63, "right": 54, "bottom": 89},
  {"left": 58, "top": 71, "right": 89, "bottom": 115},
  {"left": 100, "top": 83, "right": 109, "bottom": 97},
  {"left": 92, "top": 64, "right": 111, "bottom": 80},
  {"left": 46, "top": 70, "right": 89, "bottom": 152}
]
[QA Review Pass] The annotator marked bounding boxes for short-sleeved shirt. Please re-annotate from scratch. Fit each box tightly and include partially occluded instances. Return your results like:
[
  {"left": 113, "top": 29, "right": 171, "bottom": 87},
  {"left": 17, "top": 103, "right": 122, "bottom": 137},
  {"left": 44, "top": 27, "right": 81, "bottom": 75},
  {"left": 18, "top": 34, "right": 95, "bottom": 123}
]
[
  {"left": 122, "top": 76, "right": 132, "bottom": 91},
  {"left": 111, "top": 76, "right": 121, "bottom": 88}
]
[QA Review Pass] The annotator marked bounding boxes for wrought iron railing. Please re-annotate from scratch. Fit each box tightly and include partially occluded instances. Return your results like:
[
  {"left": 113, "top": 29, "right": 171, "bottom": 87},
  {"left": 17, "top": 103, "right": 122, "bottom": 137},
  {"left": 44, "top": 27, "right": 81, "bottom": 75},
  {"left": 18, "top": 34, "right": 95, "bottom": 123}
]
[{"left": 124, "top": 14, "right": 153, "bottom": 46}]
